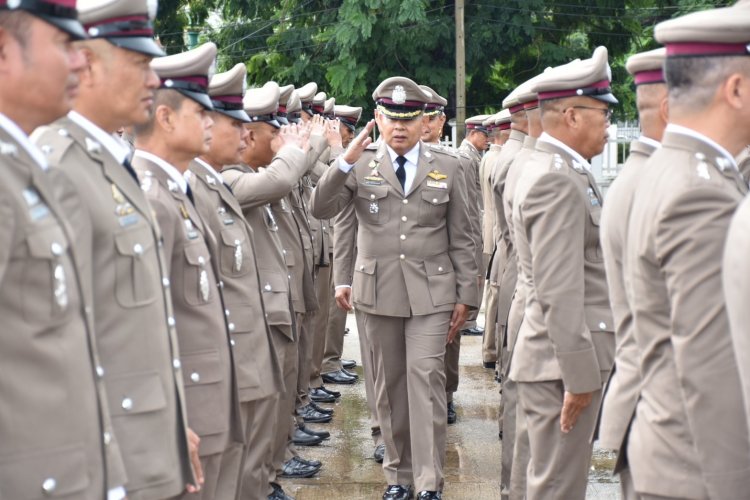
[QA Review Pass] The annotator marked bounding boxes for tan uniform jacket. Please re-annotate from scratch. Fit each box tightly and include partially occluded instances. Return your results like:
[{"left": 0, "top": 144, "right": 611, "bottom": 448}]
[
  {"left": 509, "top": 139, "right": 614, "bottom": 392},
  {"left": 311, "top": 141, "right": 479, "bottom": 315},
  {"left": 332, "top": 199, "right": 357, "bottom": 286},
  {"left": 480, "top": 144, "right": 502, "bottom": 257},
  {"left": 0, "top": 126, "right": 126, "bottom": 499},
  {"left": 624, "top": 131, "right": 750, "bottom": 499},
  {"left": 36, "top": 118, "right": 193, "bottom": 498},
  {"left": 457, "top": 140, "right": 483, "bottom": 268},
  {"left": 188, "top": 160, "right": 283, "bottom": 402},
  {"left": 305, "top": 135, "right": 333, "bottom": 267},
  {"left": 598, "top": 140, "right": 656, "bottom": 454},
  {"left": 134, "top": 156, "right": 243, "bottom": 457}
]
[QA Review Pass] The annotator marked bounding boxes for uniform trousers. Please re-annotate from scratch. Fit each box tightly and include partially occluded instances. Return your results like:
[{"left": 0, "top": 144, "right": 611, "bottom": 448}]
[
  {"left": 482, "top": 260, "right": 499, "bottom": 363},
  {"left": 500, "top": 378, "right": 517, "bottom": 498},
  {"left": 295, "top": 311, "right": 315, "bottom": 421},
  {"left": 309, "top": 263, "right": 331, "bottom": 387},
  {"left": 355, "top": 309, "right": 382, "bottom": 445},
  {"left": 619, "top": 467, "right": 641, "bottom": 500},
  {"left": 444, "top": 333, "right": 461, "bottom": 404},
  {"left": 268, "top": 328, "right": 299, "bottom": 494},
  {"left": 179, "top": 450, "right": 237, "bottom": 500},
  {"left": 322, "top": 274, "right": 349, "bottom": 375},
  {"left": 509, "top": 396, "right": 529, "bottom": 500},
  {"left": 517, "top": 380, "right": 603, "bottom": 500},
  {"left": 363, "top": 311, "right": 451, "bottom": 492},
  {"left": 463, "top": 274, "right": 485, "bottom": 329},
  {"left": 238, "top": 396, "right": 276, "bottom": 500}
]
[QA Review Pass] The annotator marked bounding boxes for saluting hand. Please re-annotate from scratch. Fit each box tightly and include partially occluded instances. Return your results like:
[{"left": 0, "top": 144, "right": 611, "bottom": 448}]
[
  {"left": 447, "top": 303, "right": 469, "bottom": 344},
  {"left": 335, "top": 287, "right": 353, "bottom": 311},
  {"left": 279, "top": 123, "right": 310, "bottom": 153},
  {"left": 309, "top": 113, "right": 326, "bottom": 136},
  {"left": 325, "top": 118, "right": 343, "bottom": 149},
  {"left": 560, "top": 390, "right": 593, "bottom": 433},
  {"left": 185, "top": 427, "right": 204, "bottom": 493},
  {"left": 342, "top": 119, "right": 375, "bottom": 165}
]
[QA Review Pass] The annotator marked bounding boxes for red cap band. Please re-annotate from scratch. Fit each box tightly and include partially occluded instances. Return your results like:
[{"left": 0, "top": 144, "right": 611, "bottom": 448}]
[
  {"left": 666, "top": 42, "right": 750, "bottom": 58},
  {"left": 634, "top": 70, "right": 665, "bottom": 86},
  {"left": 538, "top": 79, "right": 610, "bottom": 101},
  {"left": 498, "top": 122, "right": 511, "bottom": 131},
  {"left": 509, "top": 104, "right": 524, "bottom": 114},
  {"left": 523, "top": 100, "right": 539, "bottom": 110}
]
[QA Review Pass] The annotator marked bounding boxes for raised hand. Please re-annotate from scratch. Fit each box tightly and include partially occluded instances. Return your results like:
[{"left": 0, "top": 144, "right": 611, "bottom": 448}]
[
  {"left": 325, "top": 118, "right": 343, "bottom": 149},
  {"left": 342, "top": 119, "right": 375, "bottom": 165}
]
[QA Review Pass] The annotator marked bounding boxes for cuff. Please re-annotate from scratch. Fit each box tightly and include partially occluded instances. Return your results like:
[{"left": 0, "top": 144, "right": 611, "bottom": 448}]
[
  {"left": 335, "top": 284, "right": 352, "bottom": 290},
  {"left": 108, "top": 486, "right": 126, "bottom": 500},
  {"left": 337, "top": 157, "right": 355, "bottom": 173},
  {"left": 557, "top": 346, "right": 601, "bottom": 394}
]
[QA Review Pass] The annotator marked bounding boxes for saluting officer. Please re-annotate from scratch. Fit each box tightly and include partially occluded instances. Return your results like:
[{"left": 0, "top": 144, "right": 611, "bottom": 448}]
[
  {"left": 419, "top": 85, "right": 448, "bottom": 145},
  {"left": 511, "top": 47, "right": 616, "bottom": 499},
  {"left": 34, "top": 0, "right": 201, "bottom": 498},
  {"left": 628, "top": 5, "right": 750, "bottom": 498},
  {"left": 598, "top": 48, "right": 667, "bottom": 499},
  {"left": 132, "top": 42, "right": 244, "bottom": 500},
  {"left": 0, "top": 1, "right": 126, "bottom": 498},
  {"left": 311, "top": 76, "right": 478, "bottom": 500}
]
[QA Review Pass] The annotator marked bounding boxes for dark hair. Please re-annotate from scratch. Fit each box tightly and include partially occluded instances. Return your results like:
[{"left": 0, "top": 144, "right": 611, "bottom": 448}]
[
  {"left": 133, "top": 89, "right": 186, "bottom": 138},
  {"left": 665, "top": 55, "right": 750, "bottom": 109},
  {"left": 0, "top": 10, "right": 32, "bottom": 50}
]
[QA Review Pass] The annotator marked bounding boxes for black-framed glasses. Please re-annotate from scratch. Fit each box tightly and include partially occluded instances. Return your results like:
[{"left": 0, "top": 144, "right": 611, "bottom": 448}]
[{"left": 566, "top": 106, "right": 613, "bottom": 121}]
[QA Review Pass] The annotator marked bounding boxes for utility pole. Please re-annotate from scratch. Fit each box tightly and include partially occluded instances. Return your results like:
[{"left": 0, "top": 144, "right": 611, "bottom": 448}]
[{"left": 455, "top": 0, "right": 466, "bottom": 145}]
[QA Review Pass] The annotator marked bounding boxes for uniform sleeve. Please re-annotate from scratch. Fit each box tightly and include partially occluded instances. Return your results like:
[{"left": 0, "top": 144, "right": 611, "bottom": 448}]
[
  {"left": 309, "top": 160, "right": 357, "bottom": 219},
  {"left": 447, "top": 159, "right": 480, "bottom": 308},
  {"left": 223, "top": 146, "right": 307, "bottom": 210},
  {"left": 657, "top": 184, "right": 750, "bottom": 499},
  {"left": 147, "top": 195, "right": 177, "bottom": 276},
  {"left": 0, "top": 196, "right": 17, "bottom": 286},
  {"left": 332, "top": 199, "right": 357, "bottom": 286},
  {"left": 520, "top": 172, "right": 600, "bottom": 393}
]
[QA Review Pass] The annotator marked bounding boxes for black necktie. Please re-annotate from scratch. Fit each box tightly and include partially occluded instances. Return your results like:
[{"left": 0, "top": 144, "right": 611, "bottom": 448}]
[
  {"left": 395, "top": 156, "right": 407, "bottom": 191},
  {"left": 186, "top": 184, "right": 195, "bottom": 205},
  {"left": 223, "top": 182, "right": 234, "bottom": 195},
  {"left": 122, "top": 157, "right": 138, "bottom": 183}
]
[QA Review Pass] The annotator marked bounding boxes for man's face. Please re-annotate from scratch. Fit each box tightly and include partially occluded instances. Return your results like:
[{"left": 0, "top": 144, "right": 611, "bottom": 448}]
[
  {"left": 376, "top": 110, "right": 426, "bottom": 155},
  {"left": 572, "top": 98, "right": 611, "bottom": 159},
  {"left": 340, "top": 125, "right": 354, "bottom": 147},
  {"left": 421, "top": 113, "right": 446, "bottom": 143},
  {"left": 468, "top": 129, "right": 489, "bottom": 151},
  {"left": 171, "top": 98, "right": 213, "bottom": 157},
  {"left": 243, "top": 122, "right": 279, "bottom": 167},
  {"left": 206, "top": 112, "right": 247, "bottom": 166},
  {"left": 1, "top": 16, "right": 86, "bottom": 130}
]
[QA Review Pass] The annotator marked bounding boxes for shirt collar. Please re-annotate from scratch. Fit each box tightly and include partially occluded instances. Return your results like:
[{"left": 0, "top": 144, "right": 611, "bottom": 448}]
[
  {"left": 0, "top": 113, "right": 48, "bottom": 170},
  {"left": 67, "top": 111, "right": 129, "bottom": 165},
  {"left": 386, "top": 142, "right": 421, "bottom": 167},
  {"left": 638, "top": 135, "right": 662, "bottom": 150},
  {"left": 666, "top": 124, "right": 738, "bottom": 171},
  {"left": 133, "top": 149, "right": 188, "bottom": 193},
  {"left": 193, "top": 157, "right": 224, "bottom": 184},
  {"left": 538, "top": 132, "right": 591, "bottom": 172}
]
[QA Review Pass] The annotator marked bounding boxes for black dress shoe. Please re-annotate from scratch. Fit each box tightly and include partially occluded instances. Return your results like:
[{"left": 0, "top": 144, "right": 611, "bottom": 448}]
[
  {"left": 279, "top": 457, "right": 319, "bottom": 478},
  {"left": 341, "top": 368, "right": 359, "bottom": 379},
  {"left": 292, "top": 427, "right": 323, "bottom": 446},
  {"left": 297, "top": 403, "right": 333, "bottom": 423},
  {"left": 268, "top": 482, "right": 295, "bottom": 500},
  {"left": 461, "top": 326, "right": 484, "bottom": 336},
  {"left": 322, "top": 369, "right": 357, "bottom": 385},
  {"left": 309, "top": 400, "right": 334, "bottom": 415},
  {"left": 483, "top": 361, "right": 496, "bottom": 369},
  {"left": 292, "top": 455, "right": 322, "bottom": 468},
  {"left": 373, "top": 443, "right": 385, "bottom": 463},
  {"left": 320, "top": 386, "right": 341, "bottom": 398},
  {"left": 417, "top": 491, "right": 442, "bottom": 499},
  {"left": 341, "top": 358, "right": 357, "bottom": 369},
  {"left": 383, "top": 484, "right": 413, "bottom": 500},
  {"left": 299, "top": 424, "right": 330, "bottom": 440},
  {"left": 309, "top": 387, "right": 336, "bottom": 403},
  {"left": 447, "top": 402, "right": 457, "bottom": 425}
]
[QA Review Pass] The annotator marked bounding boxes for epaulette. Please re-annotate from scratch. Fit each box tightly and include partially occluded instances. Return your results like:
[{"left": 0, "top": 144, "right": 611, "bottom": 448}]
[
  {"left": 428, "top": 143, "right": 459, "bottom": 158},
  {"left": 31, "top": 125, "right": 75, "bottom": 167},
  {"left": 544, "top": 152, "right": 574, "bottom": 176}
]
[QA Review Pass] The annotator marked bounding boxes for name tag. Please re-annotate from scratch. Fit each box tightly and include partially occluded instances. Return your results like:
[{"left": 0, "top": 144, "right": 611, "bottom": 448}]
[
  {"left": 426, "top": 180, "right": 448, "bottom": 189},
  {"left": 118, "top": 213, "right": 140, "bottom": 228}
]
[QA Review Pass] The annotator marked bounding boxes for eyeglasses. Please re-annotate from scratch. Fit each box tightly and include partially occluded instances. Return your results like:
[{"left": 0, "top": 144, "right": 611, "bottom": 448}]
[{"left": 566, "top": 106, "right": 613, "bottom": 121}]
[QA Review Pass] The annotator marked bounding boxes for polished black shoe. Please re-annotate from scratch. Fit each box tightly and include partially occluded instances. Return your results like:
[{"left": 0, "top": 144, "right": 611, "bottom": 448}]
[
  {"left": 268, "top": 482, "right": 295, "bottom": 500},
  {"left": 310, "top": 387, "right": 336, "bottom": 403},
  {"left": 309, "top": 400, "right": 334, "bottom": 415},
  {"left": 292, "top": 427, "right": 323, "bottom": 446},
  {"left": 417, "top": 491, "right": 442, "bottom": 499},
  {"left": 341, "top": 358, "right": 357, "bottom": 369},
  {"left": 483, "top": 361, "right": 496, "bottom": 369},
  {"left": 373, "top": 443, "right": 385, "bottom": 463},
  {"left": 292, "top": 455, "right": 322, "bottom": 468},
  {"left": 383, "top": 484, "right": 413, "bottom": 500},
  {"left": 298, "top": 403, "right": 333, "bottom": 423},
  {"left": 461, "top": 326, "right": 484, "bottom": 336},
  {"left": 341, "top": 368, "right": 359, "bottom": 379},
  {"left": 447, "top": 402, "right": 457, "bottom": 425},
  {"left": 299, "top": 424, "right": 330, "bottom": 440},
  {"left": 322, "top": 369, "right": 357, "bottom": 385},
  {"left": 320, "top": 385, "right": 341, "bottom": 398},
  {"left": 279, "top": 457, "right": 319, "bottom": 478}
]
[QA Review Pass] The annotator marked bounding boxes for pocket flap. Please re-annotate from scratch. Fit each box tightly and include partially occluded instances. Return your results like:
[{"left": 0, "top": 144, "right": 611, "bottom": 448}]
[
  {"left": 26, "top": 226, "right": 67, "bottom": 259},
  {"left": 357, "top": 186, "right": 389, "bottom": 201},
  {"left": 114, "top": 226, "right": 154, "bottom": 257},
  {"left": 181, "top": 350, "right": 224, "bottom": 386},
  {"left": 585, "top": 309, "right": 614, "bottom": 333},
  {"left": 184, "top": 242, "right": 210, "bottom": 266},
  {"left": 424, "top": 254, "right": 454, "bottom": 275},
  {"left": 220, "top": 227, "right": 246, "bottom": 247},
  {"left": 108, "top": 371, "right": 168, "bottom": 416},
  {"left": 259, "top": 269, "right": 289, "bottom": 293},
  {"left": 354, "top": 256, "right": 377, "bottom": 275},
  {"left": 0, "top": 444, "right": 89, "bottom": 498},
  {"left": 421, "top": 190, "right": 450, "bottom": 205}
]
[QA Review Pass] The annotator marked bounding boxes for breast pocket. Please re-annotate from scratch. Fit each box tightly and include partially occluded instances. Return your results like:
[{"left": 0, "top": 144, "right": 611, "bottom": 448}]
[
  {"left": 585, "top": 206, "right": 603, "bottom": 263},
  {"left": 219, "top": 227, "right": 251, "bottom": 278},
  {"left": 356, "top": 186, "right": 390, "bottom": 225},
  {"left": 0, "top": 444, "right": 90, "bottom": 499},
  {"left": 180, "top": 349, "right": 229, "bottom": 437},
  {"left": 183, "top": 242, "right": 214, "bottom": 306},
  {"left": 114, "top": 224, "right": 157, "bottom": 308},
  {"left": 259, "top": 269, "right": 293, "bottom": 326},
  {"left": 23, "top": 224, "right": 74, "bottom": 322},
  {"left": 418, "top": 189, "right": 450, "bottom": 227},
  {"left": 352, "top": 256, "right": 377, "bottom": 307},
  {"left": 424, "top": 254, "right": 456, "bottom": 307}
]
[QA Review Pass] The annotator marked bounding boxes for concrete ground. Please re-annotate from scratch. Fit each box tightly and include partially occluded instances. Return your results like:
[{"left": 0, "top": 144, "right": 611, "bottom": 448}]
[{"left": 281, "top": 312, "right": 620, "bottom": 499}]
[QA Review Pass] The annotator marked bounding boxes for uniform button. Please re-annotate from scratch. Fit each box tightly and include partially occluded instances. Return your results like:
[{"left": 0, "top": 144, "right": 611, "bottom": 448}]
[
  {"left": 218, "top": 281, "right": 224, "bottom": 289},
  {"left": 198, "top": 256, "right": 205, "bottom": 265},
  {"left": 96, "top": 366, "right": 104, "bottom": 378},
  {"left": 84, "top": 306, "right": 92, "bottom": 315},
  {"left": 173, "top": 359, "right": 181, "bottom": 369},
  {"left": 190, "top": 372, "right": 200, "bottom": 383},
  {"left": 288, "top": 274, "right": 291, "bottom": 280},
  {"left": 162, "top": 277, "right": 170, "bottom": 288},
  {"left": 265, "top": 284, "right": 272, "bottom": 291},
  {"left": 234, "top": 239, "right": 240, "bottom": 245},
  {"left": 42, "top": 478, "right": 57, "bottom": 494},
  {"left": 121, "top": 397, "right": 133, "bottom": 411},
  {"left": 399, "top": 254, "right": 405, "bottom": 260},
  {"left": 167, "top": 316, "right": 175, "bottom": 327},
  {"left": 265, "top": 313, "right": 268, "bottom": 318},
  {"left": 50, "top": 242, "right": 63, "bottom": 256},
  {"left": 400, "top": 234, "right": 406, "bottom": 240},
  {"left": 133, "top": 243, "right": 143, "bottom": 255},
  {"left": 360, "top": 265, "right": 365, "bottom": 271},
  {"left": 402, "top": 199, "right": 408, "bottom": 204},
  {"left": 225, "top": 309, "right": 230, "bottom": 317},
  {"left": 438, "top": 266, "right": 444, "bottom": 272},
  {"left": 401, "top": 216, "right": 407, "bottom": 222},
  {"left": 432, "top": 198, "right": 438, "bottom": 203},
  {"left": 370, "top": 194, "right": 376, "bottom": 200},
  {"left": 228, "top": 322, "right": 235, "bottom": 332},
  {"left": 103, "top": 432, "right": 111, "bottom": 445},
  {"left": 599, "top": 322, "right": 606, "bottom": 330},
  {"left": 231, "top": 339, "right": 236, "bottom": 346},
  {"left": 283, "top": 249, "right": 287, "bottom": 254}
]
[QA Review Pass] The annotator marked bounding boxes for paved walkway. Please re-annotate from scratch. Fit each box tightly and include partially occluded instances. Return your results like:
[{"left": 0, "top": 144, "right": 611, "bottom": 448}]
[{"left": 282, "top": 313, "right": 620, "bottom": 499}]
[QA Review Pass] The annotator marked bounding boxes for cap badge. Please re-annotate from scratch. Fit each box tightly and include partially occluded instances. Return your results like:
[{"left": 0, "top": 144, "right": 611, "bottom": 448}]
[{"left": 392, "top": 85, "right": 406, "bottom": 105}]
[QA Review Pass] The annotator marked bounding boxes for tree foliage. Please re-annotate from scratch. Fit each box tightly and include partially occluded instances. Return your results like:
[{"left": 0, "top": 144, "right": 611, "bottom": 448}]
[{"left": 155, "top": 0, "right": 732, "bottom": 121}]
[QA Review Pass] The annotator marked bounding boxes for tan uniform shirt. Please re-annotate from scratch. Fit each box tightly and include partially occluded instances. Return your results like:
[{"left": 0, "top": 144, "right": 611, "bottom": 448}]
[{"left": 624, "top": 129, "right": 750, "bottom": 499}]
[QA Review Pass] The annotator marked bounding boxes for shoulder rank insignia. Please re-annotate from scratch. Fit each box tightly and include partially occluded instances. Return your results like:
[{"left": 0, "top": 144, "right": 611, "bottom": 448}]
[
  {"left": 167, "top": 179, "right": 179, "bottom": 193},
  {"left": 696, "top": 162, "right": 711, "bottom": 180},
  {"left": 0, "top": 141, "right": 18, "bottom": 157},
  {"left": 427, "top": 170, "right": 448, "bottom": 180},
  {"left": 206, "top": 174, "right": 216, "bottom": 185},
  {"left": 85, "top": 137, "right": 101, "bottom": 154}
]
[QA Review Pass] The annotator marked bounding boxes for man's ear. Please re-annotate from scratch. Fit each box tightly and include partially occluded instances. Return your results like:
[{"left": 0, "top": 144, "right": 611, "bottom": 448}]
[
  {"left": 0, "top": 27, "right": 16, "bottom": 74},
  {"left": 154, "top": 104, "right": 173, "bottom": 133}
]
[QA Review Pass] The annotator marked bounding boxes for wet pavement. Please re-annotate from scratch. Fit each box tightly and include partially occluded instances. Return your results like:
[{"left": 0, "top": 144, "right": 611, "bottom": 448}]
[{"left": 282, "top": 312, "right": 620, "bottom": 499}]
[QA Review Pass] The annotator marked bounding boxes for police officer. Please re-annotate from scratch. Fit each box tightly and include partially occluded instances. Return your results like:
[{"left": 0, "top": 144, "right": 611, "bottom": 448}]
[
  {"left": 0, "top": 1, "right": 126, "bottom": 498},
  {"left": 312, "top": 76, "right": 478, "bottom": 500},
  {"left": 33, "top": 0, "right": 200, "bottom": 497}
]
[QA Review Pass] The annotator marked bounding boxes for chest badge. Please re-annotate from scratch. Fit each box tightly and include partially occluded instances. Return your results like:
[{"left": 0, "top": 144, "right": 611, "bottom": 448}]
[
  {"left": 427, "top": 170, "right": 448, "bottom": 180},
  {"left": 233, "top": 239, "right": 243, "bottom": 272},
  {"left": 369, "top": 201, "right": 379, "bottom": 214},
  {"left": 587, "top": 187, "right": 600, "bottom": 207}
]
